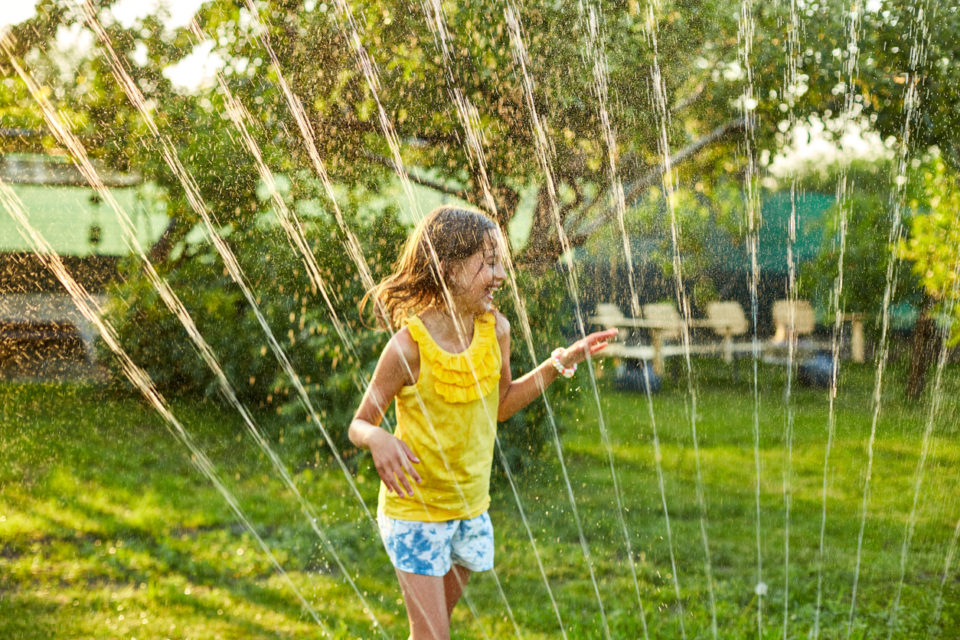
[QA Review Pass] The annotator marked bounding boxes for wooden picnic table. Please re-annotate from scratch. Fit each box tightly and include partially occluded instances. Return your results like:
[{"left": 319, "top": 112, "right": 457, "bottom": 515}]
[
  {"left": 589, "top": 314, "right": 751, "bottom": 375},
  {"left": 591, "top": 306, "right": 866, "bottom": 375}
]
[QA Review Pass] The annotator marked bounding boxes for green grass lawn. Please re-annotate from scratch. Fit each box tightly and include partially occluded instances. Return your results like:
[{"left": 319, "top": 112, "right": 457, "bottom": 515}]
[{"left": 1, "top": 359, "right": 959, "bottom": 639}]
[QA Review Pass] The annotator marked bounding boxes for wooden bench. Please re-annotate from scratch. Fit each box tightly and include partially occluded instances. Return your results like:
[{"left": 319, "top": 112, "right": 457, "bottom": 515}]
[
  {"left": 590, "top": 301, "right": 755, "bottom": 374},
  {"left": 770, "top": 299, "right": 865, "bottom": 363}
]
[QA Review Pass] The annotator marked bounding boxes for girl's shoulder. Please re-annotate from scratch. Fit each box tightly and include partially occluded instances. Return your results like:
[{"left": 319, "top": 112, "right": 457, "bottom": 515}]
[
  {"left": 392, "top": 324, "right": 420, "bottom": 351},
  {"left": 384, "top": 325, "right": 421, "bottom": 374},
  {"left": 492, "top": 310, "right": 510, "bottom": 341}
]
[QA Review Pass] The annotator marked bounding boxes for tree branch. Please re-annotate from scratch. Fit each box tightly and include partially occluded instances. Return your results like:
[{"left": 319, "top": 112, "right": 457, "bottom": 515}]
[
  {"left": 570, "top": 118, "right": 746, "bottom": 243},
  {"left": 361, "top": 150, "right": 474, "bottom": 203},
  {"left": 671, "top": 81, "right": 706, "bottom": 115},
  {"left": 558, "top": 178, "right": 584, "bottom": 218},
  {"left": 565, "top": 185, "right": 606, "bottom": 237}
]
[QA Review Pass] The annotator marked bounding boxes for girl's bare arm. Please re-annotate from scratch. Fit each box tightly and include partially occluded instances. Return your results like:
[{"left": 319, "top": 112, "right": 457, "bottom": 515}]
[
  {"left": 349, "top": 329, "right": 423, "bottom": 496},
  {"left": 496, "top": 313, "right": 617, "bottom": 421}
]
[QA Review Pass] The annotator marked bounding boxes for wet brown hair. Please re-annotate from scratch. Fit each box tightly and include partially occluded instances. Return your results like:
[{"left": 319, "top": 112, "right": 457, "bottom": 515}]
[{"left": 362, "top": 205, "right": 499, "bottom": 329}]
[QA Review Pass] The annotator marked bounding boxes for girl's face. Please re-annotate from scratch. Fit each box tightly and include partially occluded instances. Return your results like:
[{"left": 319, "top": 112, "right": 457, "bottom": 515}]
[{"left": 447, "top": 230, "right": 507, "bottom": 315}]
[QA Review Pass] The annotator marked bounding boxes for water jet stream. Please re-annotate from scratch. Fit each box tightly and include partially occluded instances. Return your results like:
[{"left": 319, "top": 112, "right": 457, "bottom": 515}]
[
  {"left": 575, "top": 4, "right": 692, "bottom": 635},
  {"left": 503, "top": 2, "right": 689, "bottom": 636},
  {"left": 933, "top": 513, "right": 960, "bottom": 628},
  {"left": 2, "top": 38, "right": 393, "bottom": 637},
  {"left": 578, "top": 1, "right": 667, "bottom": 632},
  {"left": 637, "top": 0, "right": 728, "bottom": 635},
  {"left": 736, "top": 0, "right": 765, "bottom": 634},
  {"left": 0, "top": 177, "right": 336, "bottom": 637},
  {"left": 847, "top": 2, "right": 931, "bottom": 634},
  {"left": 886, "top": 219, "right": 960, "bottom": 636},
  {"left": 501, "top": 4, "right": 627, "bottom": 637},
  {"left": 814, "top": 1, "right": 861, "bottom": 635},
  {"left": 778, "top": 1, "right": 804, "bottom": 636},
  {"left": 813, "top": 173, "right": 849, "bottom": 640}
]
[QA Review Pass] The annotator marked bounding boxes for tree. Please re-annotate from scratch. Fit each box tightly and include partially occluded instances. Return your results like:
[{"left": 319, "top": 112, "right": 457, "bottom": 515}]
[
  {"left": 6, "top": 0, "right": 960, "bottom": 264},
  {"left": 899, "top": 152, "right": 960, "bottom": 399},
  {"left": 3, "top": 0, "right": 764, "bottom": 265},
  {"left": 5, "top": 0, "right": 960, "bottom": 436}
]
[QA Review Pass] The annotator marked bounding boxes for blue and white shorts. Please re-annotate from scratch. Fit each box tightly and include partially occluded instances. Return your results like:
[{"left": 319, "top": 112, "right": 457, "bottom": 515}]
[{"left": 377, "top": 511, "right": 495, "bottom": 577}]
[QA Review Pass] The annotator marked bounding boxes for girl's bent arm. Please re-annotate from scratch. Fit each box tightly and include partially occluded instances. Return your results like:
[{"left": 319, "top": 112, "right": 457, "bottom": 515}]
[
  {"left": 349, "top": 329, "right": 423, "bottom": 497},
  {"left": 496, "top": 314, "right": 617, "bottom": 421}
]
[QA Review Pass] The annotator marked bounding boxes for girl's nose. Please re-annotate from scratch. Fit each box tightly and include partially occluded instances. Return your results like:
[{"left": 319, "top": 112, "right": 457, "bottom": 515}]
[{"left": 494, "top": 261, "right": 507, "bottom": 281}]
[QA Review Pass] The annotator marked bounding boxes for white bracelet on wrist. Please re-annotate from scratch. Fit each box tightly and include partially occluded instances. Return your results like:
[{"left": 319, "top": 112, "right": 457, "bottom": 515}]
[{"left": 550, "top": 348, "right": 577, "bottom": 378}]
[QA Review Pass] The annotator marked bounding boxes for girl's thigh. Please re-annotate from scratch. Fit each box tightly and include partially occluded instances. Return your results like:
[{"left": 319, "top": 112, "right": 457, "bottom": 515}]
[{"left": 396, "top": 569, "right": 449, "bottom": 639}]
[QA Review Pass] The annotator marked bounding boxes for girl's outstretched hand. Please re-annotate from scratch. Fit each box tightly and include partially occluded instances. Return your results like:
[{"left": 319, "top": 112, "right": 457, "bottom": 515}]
[
  {"left": 367, "top": 428, "right": 421, "bottom": 497},
  {"left": 560, "top": 328, "right": 619, "bottom": 367}
]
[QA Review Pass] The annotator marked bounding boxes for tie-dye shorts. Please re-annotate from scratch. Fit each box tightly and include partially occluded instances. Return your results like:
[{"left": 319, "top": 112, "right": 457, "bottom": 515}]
[{"left": 377, "top": 510, "right": 494, "bottom": 577}]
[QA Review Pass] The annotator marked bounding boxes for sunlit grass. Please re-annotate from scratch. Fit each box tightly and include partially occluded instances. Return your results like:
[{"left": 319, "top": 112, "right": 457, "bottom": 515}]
[{"left": 2, "top": 361, "right": 959, "bottom": 638}]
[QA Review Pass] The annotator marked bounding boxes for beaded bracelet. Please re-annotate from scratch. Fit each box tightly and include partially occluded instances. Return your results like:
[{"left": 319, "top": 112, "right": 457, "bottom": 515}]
[{"left": 550, "top": 347, "right": 577, "bottom": 378}]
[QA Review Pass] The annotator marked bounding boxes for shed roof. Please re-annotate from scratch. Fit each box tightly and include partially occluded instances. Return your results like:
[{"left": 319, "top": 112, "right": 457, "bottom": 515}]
[
  {"left": 0, "top": 154, "right": 168, "bottom": 257},
  {"left": 1, "top": 152, "right": 141, "bottom": 187}
]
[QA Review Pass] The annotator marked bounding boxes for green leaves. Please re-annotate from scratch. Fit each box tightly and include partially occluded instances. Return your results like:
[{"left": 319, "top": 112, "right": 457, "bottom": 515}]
[{"left": 899, "top": 154, "right": 960, "bottom": 343}]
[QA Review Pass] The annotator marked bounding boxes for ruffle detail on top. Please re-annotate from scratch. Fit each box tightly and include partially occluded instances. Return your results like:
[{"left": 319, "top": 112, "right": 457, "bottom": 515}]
[{"left": 407, "top": 313, "right": 500, "bottom": 404}]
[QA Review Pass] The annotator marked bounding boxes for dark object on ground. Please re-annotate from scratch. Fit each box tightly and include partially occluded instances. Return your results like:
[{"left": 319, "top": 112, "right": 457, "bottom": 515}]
[
  {"left": 798, "top": 353, "right": 834, "bottom": 388},
  {"left": 614, "top": 362, "right": 661, "bottom": 393}
]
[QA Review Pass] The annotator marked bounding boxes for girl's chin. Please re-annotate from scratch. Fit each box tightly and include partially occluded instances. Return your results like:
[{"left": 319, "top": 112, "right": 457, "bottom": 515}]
[
  {"left": 471, "top": 300, "right": 495, "bottom": 315},
  {"left": 450, "top": 294, "right": 495, "bottom": 315}
]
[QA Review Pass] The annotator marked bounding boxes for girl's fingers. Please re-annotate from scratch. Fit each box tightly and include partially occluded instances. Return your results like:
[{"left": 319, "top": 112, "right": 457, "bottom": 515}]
[
  {"left": 397, "top": 471, "right": 414, "bottom": 496},
  {"left": 383, "top": 441, "right": 420, "bottom": 496},
  {"left": 375, "top": 448, "right": 418, "bottom": 496},
  {"left": 400, "top": 440, "right": 421, "bottom": 465},
  {"left": 403, "top": 459, "right": 420, "bottom": 484},
  {"left": 387, "top": 476, "right": 401, "bottom": 496},
  {"left": 385, "top": 461, "right": 412, "bottom": 496},
  {"left": 382, "top": 470, "right": 400, "bottom": 496},
  {"left": 400, "top": 445, "right": 422, "bottom": 485},
  {"left": 589, "top": 340, "right": 609, "bottom": 354}
]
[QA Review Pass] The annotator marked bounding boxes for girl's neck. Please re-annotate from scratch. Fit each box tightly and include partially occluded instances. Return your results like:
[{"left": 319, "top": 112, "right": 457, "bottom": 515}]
[{"left": 422, "top": 304, "right": 476, "bottom": 348}]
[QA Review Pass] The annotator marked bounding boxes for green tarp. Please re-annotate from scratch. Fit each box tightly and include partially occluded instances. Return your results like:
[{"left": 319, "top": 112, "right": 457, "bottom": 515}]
[{"left": 706, "top": 191, "right": 835, "bottom": 274}]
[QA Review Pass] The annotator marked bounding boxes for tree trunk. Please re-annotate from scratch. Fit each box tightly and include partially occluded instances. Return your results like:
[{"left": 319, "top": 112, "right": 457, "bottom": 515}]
[{"left": 905, "top": 298, "right": 939, "bottom": 401}]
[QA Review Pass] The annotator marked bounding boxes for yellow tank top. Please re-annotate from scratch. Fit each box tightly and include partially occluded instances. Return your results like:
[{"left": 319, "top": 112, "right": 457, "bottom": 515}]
[{"left": 378, "top": 312, "right": 501, "bottom": 521}]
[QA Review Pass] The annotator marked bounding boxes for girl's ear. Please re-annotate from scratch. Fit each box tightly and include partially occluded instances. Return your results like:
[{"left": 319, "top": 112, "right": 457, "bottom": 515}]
[
  {"left": 437, "top": 259, "right": 448, "bottom": 283},
  {"left": 442, "top": 259, "right": 463, "bottom": 294},
  {"left": 441, "top": 260, "right": 456, "bottom": 283}
]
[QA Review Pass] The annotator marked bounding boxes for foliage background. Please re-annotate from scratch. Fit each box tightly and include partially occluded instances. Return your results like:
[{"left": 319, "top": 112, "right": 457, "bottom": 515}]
[{"left": 5, "top": 0, "right": 960, "bottom": 469}]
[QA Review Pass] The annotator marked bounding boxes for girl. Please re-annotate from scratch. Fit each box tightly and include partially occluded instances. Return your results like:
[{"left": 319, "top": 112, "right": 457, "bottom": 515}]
[{"left": 350, "top": 206, "right": 616, "bottom": 639}]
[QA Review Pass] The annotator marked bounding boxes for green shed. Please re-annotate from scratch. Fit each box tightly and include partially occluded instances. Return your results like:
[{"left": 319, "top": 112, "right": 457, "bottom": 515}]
[{"left": 0, "top": 153, "right": 168, "bottom": 375}]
